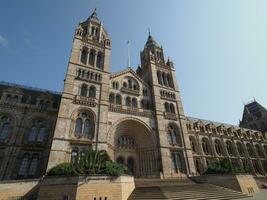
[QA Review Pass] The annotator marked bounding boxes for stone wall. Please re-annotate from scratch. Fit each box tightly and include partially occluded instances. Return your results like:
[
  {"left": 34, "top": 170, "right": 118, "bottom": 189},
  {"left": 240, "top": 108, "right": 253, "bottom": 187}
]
[
  {"left": 193, "top": 174, "right": 259, "bottom": 194},
  {"left": 37, "top": 176, "right": 135, "bottom": 200},
  {"left": 0, "top": 179, "right": 39, "bottom": 200}
]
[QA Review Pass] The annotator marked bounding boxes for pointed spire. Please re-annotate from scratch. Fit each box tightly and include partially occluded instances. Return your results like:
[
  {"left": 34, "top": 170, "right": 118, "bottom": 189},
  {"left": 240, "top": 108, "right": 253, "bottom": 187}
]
[
  {"left": 145, "top": 29, "right": 160, "bottom": 48},
  {"left": 88, "top": 8, "right": 100, "bottom": 22},
  {"left": 127, "top": 40, "right": 131, "bottom": 68}
]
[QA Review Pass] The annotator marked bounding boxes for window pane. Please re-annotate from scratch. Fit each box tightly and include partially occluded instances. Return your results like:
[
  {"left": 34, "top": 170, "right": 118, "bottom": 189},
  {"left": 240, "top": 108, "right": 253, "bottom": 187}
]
[
  {"left": 37, "top": 127, "right": 46, "bottom": 142},
  {"left": 28, "top": 126, "right": 37, "bottom": 142},
  {"left": 83, "top": 119, "right": 91, "bottom": 135},
  {"left": 75, "top": 118, "right": 82, "bottom": 134},
  {"left": 0, "top": 123, "right": 10, "bottom": 140},
  {"left": 19, "top": 157, "right": 29, "bottom": 176},
  {"left": 28, "top": 157, "right": 38, "bottom": 176}
]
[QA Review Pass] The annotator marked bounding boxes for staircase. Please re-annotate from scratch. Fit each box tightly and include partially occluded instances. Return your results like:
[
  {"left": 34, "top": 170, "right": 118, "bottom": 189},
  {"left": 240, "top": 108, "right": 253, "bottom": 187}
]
[{"left": 129, "top": 179, "right": 251, "bottom": 200}]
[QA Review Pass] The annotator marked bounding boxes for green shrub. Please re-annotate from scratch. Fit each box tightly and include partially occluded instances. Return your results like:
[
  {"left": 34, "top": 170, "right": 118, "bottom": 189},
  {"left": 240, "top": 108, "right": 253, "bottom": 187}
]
[
  {"left": 204, "top": 159, "right": 245, "bottom": 175},
  {"left": 103, "top": 161, "right": 128, "bottom": 176},
  {"left": 47, "top": 162, "right": 73, "bottom": 176},
  {"left": 47, "top": 150, "right": 129, "bottom": 177}
]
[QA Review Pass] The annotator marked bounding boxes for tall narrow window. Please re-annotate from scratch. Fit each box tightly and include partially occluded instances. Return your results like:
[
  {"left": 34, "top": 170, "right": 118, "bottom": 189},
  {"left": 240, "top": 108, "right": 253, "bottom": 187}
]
[
  {"left": 80, "top": 49, "right": 88, "bottom": 65},
  {"left": 28, "top": 126, "right": 37, "bottom": 142},
  {"left": 37, "top": 127, "right": 46, "bottom": 142},
  {"left": 109, "top": 93, "right": 115, "bottom": 104},
  {"left": 18, "top": 154, "right": 29, "bottom": 176},
  {"left": 0, "top": 122, "right": 10, "bottom": 140},
  {"left": 215, "top": 139, "right": 223, "bottom": 155},
  {"left": 83, "top": 119, "right": 91, "bottom": 137},
  {"left": 162, "top": 73, "right": 167, "bottom": 86},
  {"left": 167, "top": 74, "right": 173, "bottom": 88},
  {"left": 164, "top": 102, "right": 170, "bottom": 112},
  {"left": 96, "top": 54, "right": 102, "bottom": 69},
  {"left": 170, "top": 103, "right": 175, "bottom": 113},
  {"left": 28, "top": 155, "right": 38, "bottom": 176},
  {"left": 132, "top": 98, "right": 138, "bottom": 108},
  {"left": 80, "top": 84, "right": 88, "bottom": 97},
  {"left": 75, "top": 118, "right": 82, "bottom": 134},
  {"left": 115, "top": 94, "right": 122, "bottom": 105},
  {"left": 89, "top": 51, "right": 95, "bottom": 66},
  {"left": 126, "top": 97, "right": 131, "bottom": 107},
  {"left": 89, "top": 86, "right": 96, "bottom": 98},
  {"left": 171, "top": 152, "right": 184, "bottom": 173}
]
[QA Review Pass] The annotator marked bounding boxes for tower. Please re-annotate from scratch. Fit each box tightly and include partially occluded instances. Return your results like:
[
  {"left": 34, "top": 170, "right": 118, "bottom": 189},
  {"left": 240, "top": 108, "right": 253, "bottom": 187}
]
[
  {"left": 138, "top": 33, "right": 196, "bottom": 177},
  {"left": 47, "top": 10, "right": 111, "bottom": 169}
]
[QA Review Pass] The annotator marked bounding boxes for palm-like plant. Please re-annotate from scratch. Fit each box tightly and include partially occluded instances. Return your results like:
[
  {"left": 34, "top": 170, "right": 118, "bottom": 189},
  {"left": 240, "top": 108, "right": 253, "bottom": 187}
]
[{"left": 72, "top": 150, "right": 110, "bottom": 175}]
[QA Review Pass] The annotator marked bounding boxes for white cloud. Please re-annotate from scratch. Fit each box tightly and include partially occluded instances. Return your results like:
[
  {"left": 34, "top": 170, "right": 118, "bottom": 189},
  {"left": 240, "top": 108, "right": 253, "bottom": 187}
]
[{"left": 0, "top": 35, "right": 8, "bottom": 48}]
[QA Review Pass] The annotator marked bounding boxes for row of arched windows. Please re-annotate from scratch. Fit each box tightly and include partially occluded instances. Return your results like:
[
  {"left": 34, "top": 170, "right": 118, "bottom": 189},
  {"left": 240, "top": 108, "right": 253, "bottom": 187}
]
[
  {"left": 126, "top": 97, "right": 138, "bottom": 108},
  {"left": 77, "top": 69, "right": 102, "bottom": 82},
  {"left": 187, "top": 122, "right": 265, "bottom": 142},
  {"left": 117, "top": 136, "right": 135, "bottom": 147},
  {"left": 164, "top": 102, "right": 175, "bottom": 113},
  {"left": 122, "top": 78, "right": 139, "bottom": 91},
  {"left": 189, "top": 136, "right": 267, "bottom": 159},
  {"left": 160, "top": 90, "right": 176, "bottom": 99},
  {"left": 80, "top": 84, "right": 96, "bottom": 98},
  {"left": 18, "top": 153, "right": 39, "bottom": 178},
  {"left": 80, "top": 48, "right": 103, "bottom": 69},
  {"left": 157, "top": 71, "right": 174, "bottom": 88},
  {"left": 109, "top": 93, "right": 122, "bottom": 105},
  {"left": 4, "top": 94, "right": 19, "bottom": 105}
]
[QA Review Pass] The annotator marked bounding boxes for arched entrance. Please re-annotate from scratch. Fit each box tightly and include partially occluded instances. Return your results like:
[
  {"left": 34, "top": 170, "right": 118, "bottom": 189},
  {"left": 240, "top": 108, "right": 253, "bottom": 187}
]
[{"left": 109, "top": 119, "right": 159, "bottom": 177}]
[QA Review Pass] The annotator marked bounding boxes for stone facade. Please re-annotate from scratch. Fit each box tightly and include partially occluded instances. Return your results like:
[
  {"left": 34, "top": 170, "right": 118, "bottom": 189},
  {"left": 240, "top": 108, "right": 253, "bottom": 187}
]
[{"left": 0, "top": 10, "right": 267, "bottom": 181}]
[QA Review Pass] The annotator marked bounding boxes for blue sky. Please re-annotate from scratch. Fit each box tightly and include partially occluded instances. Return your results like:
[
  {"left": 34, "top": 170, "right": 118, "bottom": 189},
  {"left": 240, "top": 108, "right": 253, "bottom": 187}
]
[{"left": 0, "top": 0, "right": 266, "bottom": 125}]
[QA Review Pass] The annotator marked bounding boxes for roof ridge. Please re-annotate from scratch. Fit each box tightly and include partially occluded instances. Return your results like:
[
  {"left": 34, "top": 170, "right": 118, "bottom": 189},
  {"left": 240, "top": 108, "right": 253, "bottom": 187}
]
[{"left": 0, "top": 81, "right": 61, "bottom": 95}]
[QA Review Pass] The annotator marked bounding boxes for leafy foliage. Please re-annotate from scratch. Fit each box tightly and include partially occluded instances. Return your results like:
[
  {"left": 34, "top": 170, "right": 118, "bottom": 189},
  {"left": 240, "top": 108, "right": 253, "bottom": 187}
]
[
  {"left": 47, "top": 150, "right": 128, "bottom": 177},
  {"left": 204, "top": 159, "right": 250, "bottom": 175},
  {"left": 47, "top": 162, "right": 73, "bottom": 176},
  {"left": 104, "top": 161, "right": 128, "bottom": 176}
]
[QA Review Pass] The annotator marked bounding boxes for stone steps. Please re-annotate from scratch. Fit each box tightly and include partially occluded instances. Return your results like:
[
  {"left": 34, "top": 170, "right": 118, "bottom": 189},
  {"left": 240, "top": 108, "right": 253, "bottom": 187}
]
[{"left": 129, "top": 183, "right": 250, "bottom": 200}]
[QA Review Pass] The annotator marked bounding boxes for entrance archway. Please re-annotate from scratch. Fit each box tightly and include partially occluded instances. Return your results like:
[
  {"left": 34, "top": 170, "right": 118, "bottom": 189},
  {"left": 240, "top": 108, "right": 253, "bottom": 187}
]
[{"left": 109, "top": 119, "right": 159, "bottom": 177}]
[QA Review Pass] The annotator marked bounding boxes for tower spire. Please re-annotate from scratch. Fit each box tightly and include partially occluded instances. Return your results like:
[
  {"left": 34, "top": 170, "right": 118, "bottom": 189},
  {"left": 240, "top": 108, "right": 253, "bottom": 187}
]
[{"left": 127, "top": 40, "right": 131, "bottom": 68}]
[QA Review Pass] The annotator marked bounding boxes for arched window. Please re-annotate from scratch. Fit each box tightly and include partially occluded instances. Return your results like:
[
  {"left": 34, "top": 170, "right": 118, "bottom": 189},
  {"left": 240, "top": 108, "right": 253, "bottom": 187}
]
[
  {"left": 214, "top": 139, "right": 223, "bottom": 156},
  {"left": 237, "top": 142, "right": 244, "bottom": 156},
  {"left": 167, "top": 74, "right": 173, "bottom": 88},
  {"left": 164, "top": 102, "right": 170, "bottom": 112},
  {"left": 126, "top": 97, "right": 131, "bottom": 107},
  {"left": 226, "top": 141, "right": 234, "bottom": 156},
  {"left": 74, "top": 111, "right": 95, "bottom": 139},
  {"left": 89, "top": 86, "right": 96, "bottom": 98},
  {"left": 18, "top": 154, "right": 29, "bottom": 177},
  {"left": 170, "top": 103, "right": 175, "bottom": 113},
  {"left": 112, "top": 82, "right": 115, "bottom": 89},
  {"left": 115, "top": 82, "right": 119, "bottom": 89},
  {"left": 80, "top": 49, "right": 88, "bottom": 64},
  {"left": 0, "top": 121, "right": 10, "bottom": 140},
  {"left": 132, "top": 98, "right": 138, "bottom": 108},
  {"left": 109, "top": 93, "right": 115, "bottom": 104},
  {"left": 28, "top": 154, "right": 38, "bottom": 176},
  {"left": 256, "top": 144, "right": 264, "bottom": 158},
  {"left": 37, "top": 127, "right": 46, "bottom": 142},
  {"left": 80, "top": 84, "right": 88, "bottom": 97},
  {"left": 96, "top": 54, "right": 102, "bottom": 69},
  {"left": 189, "top": 136, "right": 197, "bottom": 153},
  {"left": 202, "top": 138, "right": 211, "bottom": 155},
  {"left": 28, "top": 126, "right": 37, "bottom": 142},
  {"left": 75, "top": 118, "right": 82, "bottom": 134},
  {"left": 115, "top": 94, "right": 122, "bottom": 105},
  {"left": 128, "top": 79, "right": 132, "bottom": 89},
  {"left": 162, "top": 72, "right": 167, "bottom": 86},
  {"left": 89, "top": 51, "right": 95, "bottom": 66},
  {"left": 83, "top": 119, "right": 93, "bottom": 139},
  {"left": 247, "top": 143, "right": 254, "bottom": 157},
  {"left": 167, "top": 125, "right": 182, "bottom": 145},
  {"left": 171, "top": 152, "right": 184, "bottom": 173}
]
